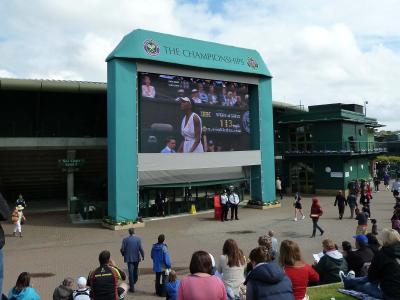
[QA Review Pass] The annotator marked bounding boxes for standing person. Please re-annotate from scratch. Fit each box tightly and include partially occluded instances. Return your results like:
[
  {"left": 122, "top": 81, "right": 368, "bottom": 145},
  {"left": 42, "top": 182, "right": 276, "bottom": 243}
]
[
  {"left": 7, "top": 272, "right": 41, "bottom": 300},
  {"left": 177, "top": 250, "right": 227, "bottom": 300},
  {"left": 151, "top": 234, "right": 172, "bottom": 297},
  {"left": 293, "top": 192, "right": 305, "bottom": 221},
  {"left": 53, "top": 277, "right": 74, "bottom": 300},
  {"left": 373, "top": 176, "right": 380, "bottom": 192},
  {"left": 360, "top": 191, "right": 371, "bottom": 217},
  {"left": 383, "top": 171, "right": 390, "bottom": 191},
  {"left": 155, "top": 190, "right": 166, "bottom": 217},
  {"left": 334, "top": 190, "right": 347, "bottom": 220},
  {"left": 220, "top": 190, "right": 229, "bottom": 222},
  {"left": 391, "top": 177, "right": 400, "bottom": 196},
  {"left": 310, "top": 198, "right": 324, "bottom": 238},
  {"left": 313, "top": 239, "right": 348, "bottom": 284},
  {"left": 245, "top": 246, "right": 294, "bottom": 300},
  {"left": 276, "top": 177, "right": 283, "bottom": 200},
  {"left": 268, "top": 230, "right": 279, "bottom": 258},
  {"left": 87, "top": 250, "right": 128, "bottom": 299},
  {"left": 347, "top": 191, "right": 357, "bottom": 219},
  {"left": 16, "top": 194, "right": 26, "bottom": 208},
  {"left": 120, "top": 228, "right": 145, "bottom": 293},
  {"left": 11, "top": 205, "right": 26, "bottom": 238},
  {"left": 0, "top": 192, "right": 10, "bottom": 297},
  {"left": 371, "top": 219, "right": 378, "bottom": 235},
  {"left": 72, "top": 277, "right": 90, "bottom": 300},
  {"left": 178, "top": 97, "right": 204, "bottom": 153},
  {"left": 228, "top": 188, "right": 240, "bottom": 221},
  {"left": 279, "top": 240, "right": 319, "bottom": 300},
  {"left": 355, "top": 207, "right": 369, "bottom": 235},
  {"left": 217, "top": 239, "right": 246, "bottom": 299}
]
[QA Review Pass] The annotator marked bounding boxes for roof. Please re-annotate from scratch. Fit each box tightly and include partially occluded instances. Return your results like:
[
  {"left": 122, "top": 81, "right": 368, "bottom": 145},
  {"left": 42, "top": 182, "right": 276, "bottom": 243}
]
[
  {"left": 277, "top": 106, "right": 383, "bottom": 127},
  {"left": 0, "top": 78, "right": 106, "bottom": 93},
  {"left": 107, "top": 29, "right": 271, "bottom": 77}
]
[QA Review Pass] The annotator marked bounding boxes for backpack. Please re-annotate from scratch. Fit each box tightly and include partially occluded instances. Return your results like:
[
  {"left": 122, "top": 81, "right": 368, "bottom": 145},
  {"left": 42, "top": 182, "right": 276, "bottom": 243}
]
[{"left": 73, "top": 288, "right": 90, "bottom": 299}]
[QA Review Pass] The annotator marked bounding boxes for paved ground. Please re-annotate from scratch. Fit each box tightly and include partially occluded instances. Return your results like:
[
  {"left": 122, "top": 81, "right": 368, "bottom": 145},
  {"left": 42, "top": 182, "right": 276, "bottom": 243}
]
[{"left": 2, "top": 188, "right": 395, "bottom": 299}]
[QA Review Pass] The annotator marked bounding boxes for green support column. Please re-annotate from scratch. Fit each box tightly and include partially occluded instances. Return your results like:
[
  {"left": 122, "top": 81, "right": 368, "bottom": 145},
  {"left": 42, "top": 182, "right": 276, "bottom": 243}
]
[
  {"left": 107, "top": 59, "right": 138, "bottom": 221},
  {"left": 251, "top": 78, "right": 275, "bottom": 203}
]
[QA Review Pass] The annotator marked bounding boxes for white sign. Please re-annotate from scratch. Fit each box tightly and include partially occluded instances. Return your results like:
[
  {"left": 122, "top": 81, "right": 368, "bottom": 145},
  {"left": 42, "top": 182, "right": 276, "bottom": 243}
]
[
  {"left": 345, "top": 172, "right": 350, "bottom": 178},
  {"left": 331, "top": 172, "right": 343, "bottom": 178}
]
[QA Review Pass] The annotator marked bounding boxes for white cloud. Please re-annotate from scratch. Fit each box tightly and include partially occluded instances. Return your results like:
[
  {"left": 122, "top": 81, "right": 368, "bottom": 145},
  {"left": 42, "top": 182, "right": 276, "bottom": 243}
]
[{"left": 1, "top": 0, "right": 400, "bottom": 128}]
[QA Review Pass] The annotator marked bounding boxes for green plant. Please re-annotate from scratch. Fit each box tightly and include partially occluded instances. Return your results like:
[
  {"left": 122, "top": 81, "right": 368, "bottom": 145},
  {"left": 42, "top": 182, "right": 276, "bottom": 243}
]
[{"left": 102, "top": 216, "right": 139, "bottom": 226}]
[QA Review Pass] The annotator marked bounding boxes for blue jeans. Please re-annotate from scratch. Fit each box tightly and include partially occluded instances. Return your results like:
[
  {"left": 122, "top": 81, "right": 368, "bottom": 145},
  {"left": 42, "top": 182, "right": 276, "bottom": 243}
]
[
  {"left": 0, "top": 249, "right": 3, "bottom": 297},
  {"left": 127, "top": 262, "right": 139, "bottom": 291},
  {"left": 343, "top": 276, "right": 382, "bottom": 299}
]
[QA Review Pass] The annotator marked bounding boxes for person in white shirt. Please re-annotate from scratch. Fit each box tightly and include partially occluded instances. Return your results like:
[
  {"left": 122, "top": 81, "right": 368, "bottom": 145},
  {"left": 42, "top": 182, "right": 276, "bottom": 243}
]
[
  {"left": 190, "top": 89, "right": 202, "bottom": 104},
  {"left": 220, "top": 190, "right": 229, "bottom": 222},
  {"left": 276, "top": 177, "right": 283, "bottom": 200},
  {"left": 228, "top": 189, "right": 240, "bottom": 221},
  {"left": 72, "top": 277, "right": 90, "bottom": 300},
  {"left": 391, "top": 177, "right": 400, "bottom": 196},
  {"left": 141, "top": 75, "right": 156, "bottom": 98}
]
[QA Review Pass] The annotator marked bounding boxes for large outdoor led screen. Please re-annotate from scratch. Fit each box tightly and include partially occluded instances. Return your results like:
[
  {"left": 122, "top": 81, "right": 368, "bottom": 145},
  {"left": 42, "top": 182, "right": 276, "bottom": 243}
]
[{"left": 139, "top": 72, "right": 252, "bottom": 153}]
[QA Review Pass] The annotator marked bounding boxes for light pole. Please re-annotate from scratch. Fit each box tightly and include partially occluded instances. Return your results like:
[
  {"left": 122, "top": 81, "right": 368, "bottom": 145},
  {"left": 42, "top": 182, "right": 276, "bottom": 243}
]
[{"left": 364, "top": 100, "right": 368, "bottom": 116}]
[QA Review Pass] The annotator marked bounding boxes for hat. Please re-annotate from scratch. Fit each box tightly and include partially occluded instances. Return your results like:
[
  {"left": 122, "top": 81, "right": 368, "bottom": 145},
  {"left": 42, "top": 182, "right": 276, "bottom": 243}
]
[
  {"left": 177, "top": 89, "right": 184, "bottom": 93},
  {"left": 16, "top": 205, "right": 24, "bottom": 210},
  {"left": 77, "top": 276, "right": 87, "bottom": 287},
  {"left": 353, "top": 234, "right": 368, "bottom": 245},
  {"left": 179, "top": 97, "right": 191, "bottom": 103},
  {"left": 191, "top": 89, "right": 198, "bottom": 93},
  {"left": 208, "top": 140, "right": 214, "bottom": 145}
]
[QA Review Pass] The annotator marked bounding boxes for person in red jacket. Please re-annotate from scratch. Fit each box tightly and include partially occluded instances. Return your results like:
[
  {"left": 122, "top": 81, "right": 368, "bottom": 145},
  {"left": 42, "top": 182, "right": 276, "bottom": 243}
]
[
  {"left": 279, "top": 239, "right": 319, "bottom": 300},
  {"left": 310, "top": 198, "right": 324, "bottom": 238}
]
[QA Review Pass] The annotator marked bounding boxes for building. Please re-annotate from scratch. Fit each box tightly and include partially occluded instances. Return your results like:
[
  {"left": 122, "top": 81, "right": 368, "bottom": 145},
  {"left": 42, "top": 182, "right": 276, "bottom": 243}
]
[{"left": 276, "top": 103, "right": 386, "bottom": 195}]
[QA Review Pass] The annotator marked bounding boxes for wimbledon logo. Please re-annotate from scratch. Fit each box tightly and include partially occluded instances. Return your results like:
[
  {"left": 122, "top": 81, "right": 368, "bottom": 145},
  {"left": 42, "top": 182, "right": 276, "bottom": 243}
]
[
  {"left": 247, "top": 57, "right": 259, "bottom": 70},
  {"left": 143, "top": 39, "right": 160, "bottom": 56}
]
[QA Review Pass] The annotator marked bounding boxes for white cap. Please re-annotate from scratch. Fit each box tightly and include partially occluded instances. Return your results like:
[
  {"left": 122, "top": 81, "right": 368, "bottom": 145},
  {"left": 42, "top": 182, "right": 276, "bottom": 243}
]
[
  {"left": 179, "top": 97, "right": 191, "bottom": 102},
  {"left": 77, "top": 277, "right": 87, "bottom": 287}
]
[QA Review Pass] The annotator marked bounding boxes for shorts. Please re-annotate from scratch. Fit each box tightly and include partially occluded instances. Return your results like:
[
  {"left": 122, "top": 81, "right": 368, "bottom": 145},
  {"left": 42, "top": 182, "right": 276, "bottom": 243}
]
[
  {"left": 356, "top": 225, "right": 368, "bottom": 235},
  {"left": 118, "top": 287, "right": 127, "bottom": 299},
  {"left": 295, "top": 203, "right": 302, "bottom": 209}
]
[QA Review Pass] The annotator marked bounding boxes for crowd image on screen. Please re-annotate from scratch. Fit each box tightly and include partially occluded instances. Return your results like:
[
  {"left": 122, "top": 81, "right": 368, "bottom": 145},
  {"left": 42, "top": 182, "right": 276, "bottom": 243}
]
[{"left": 140, "top": 73, "right": 250, "bottom": 109}]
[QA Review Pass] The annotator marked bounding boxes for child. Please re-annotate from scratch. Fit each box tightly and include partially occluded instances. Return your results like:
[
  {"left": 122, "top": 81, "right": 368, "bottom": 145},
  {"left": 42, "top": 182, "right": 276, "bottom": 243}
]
[
  {"left": 11, "top": 205, "right": 26, "bottom": 237},
  {"left": 72, "top": 277, "right": 90, "bottom": 300},
  {"left": 165, "top": 270, "right": 180, "bottom": 300},
  {"left": 355, "top": 207, "right": 369, "bottom": 235},
  {"left": 371, "top": 219, "right": 378, "bottom": 235}
]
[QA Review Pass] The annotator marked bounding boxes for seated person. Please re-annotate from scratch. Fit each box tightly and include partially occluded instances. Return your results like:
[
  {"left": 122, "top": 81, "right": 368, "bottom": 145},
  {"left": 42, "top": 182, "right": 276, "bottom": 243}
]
[
  {"left": 340, "top": 229, "right": 400, "bottom": 300},
  {"left": 87, "top": 250, "right": 128, "bottom": 300},
  {"left": 313, "top": 239, "right": 347, "bottom": 284},
  {"left": 346, "top": 235, "right": 374, "bottom": 277}
]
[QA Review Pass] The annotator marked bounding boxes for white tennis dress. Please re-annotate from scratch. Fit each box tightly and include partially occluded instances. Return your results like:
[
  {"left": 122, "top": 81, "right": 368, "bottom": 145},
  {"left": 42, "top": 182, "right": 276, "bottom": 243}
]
[{"left": 181, "top": 112, "right": 204, "bottom": 153}]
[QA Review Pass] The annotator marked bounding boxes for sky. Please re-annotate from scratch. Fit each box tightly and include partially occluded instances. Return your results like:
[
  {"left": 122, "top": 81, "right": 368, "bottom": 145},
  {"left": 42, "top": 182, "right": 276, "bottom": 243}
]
[{"left": 1, "top": 0, "right": 400, "bottom": 129}]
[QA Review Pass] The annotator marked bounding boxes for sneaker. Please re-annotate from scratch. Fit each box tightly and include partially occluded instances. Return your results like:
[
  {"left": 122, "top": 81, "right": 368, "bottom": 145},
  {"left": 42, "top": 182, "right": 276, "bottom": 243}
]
[
  {"left": 301, "top": 215, "right": 305, "bottom": 220},
  {"left": 294, "top": 218, "right": 298, "bottom": 221},
  {"left": 339, "top": 270, "right": 346, "bottom": 283},
  {"left": 347, "top": 270, "right": 355, "bottom": 279}
]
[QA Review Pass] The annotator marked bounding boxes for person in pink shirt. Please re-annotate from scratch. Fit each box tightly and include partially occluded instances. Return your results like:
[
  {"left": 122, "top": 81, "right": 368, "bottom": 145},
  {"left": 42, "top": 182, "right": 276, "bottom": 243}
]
[{"left": 178, "top": 251, "right": 227, "bottom": 300}]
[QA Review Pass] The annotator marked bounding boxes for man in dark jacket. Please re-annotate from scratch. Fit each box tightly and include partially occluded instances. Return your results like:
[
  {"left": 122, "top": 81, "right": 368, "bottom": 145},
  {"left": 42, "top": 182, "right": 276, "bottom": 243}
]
[
  {"left": 313, "top": 239, "right": 348, "bottom": 284},
  {"left": 245, "top": 246, "right": 294, "bottom": 300},
  {"left": 334, "top": 191, "right": 347, "bottom": 220},
  {"left": 346, "top": 235, "right": 374, "bottom": 276},
  {"left": 120, "top": 228, "right": 144, "bottom": 293},
  {"left": 347, "top": 192, "right": 357, "bottom": 219},
  {"left": 151, "top": 234, "right": 171, "bottom": 297},
  {"left": 0, "top": 192, "right": 10, "bottom": 297},
  {"left": 368, "top": 231, "right": 400, "bottom": 300}
]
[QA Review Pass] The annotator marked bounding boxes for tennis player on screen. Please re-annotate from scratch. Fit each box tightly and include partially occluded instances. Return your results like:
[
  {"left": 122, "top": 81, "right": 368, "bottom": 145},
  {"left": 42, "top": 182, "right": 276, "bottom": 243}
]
[{"left": 178, "top": 97, "right": 204, "bottom": 153}]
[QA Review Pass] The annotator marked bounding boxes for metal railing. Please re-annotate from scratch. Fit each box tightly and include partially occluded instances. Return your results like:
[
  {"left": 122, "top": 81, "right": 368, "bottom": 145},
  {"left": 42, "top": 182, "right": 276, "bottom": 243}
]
[{"left": 275, "top": 141, "right": 387, "bottom": 156}]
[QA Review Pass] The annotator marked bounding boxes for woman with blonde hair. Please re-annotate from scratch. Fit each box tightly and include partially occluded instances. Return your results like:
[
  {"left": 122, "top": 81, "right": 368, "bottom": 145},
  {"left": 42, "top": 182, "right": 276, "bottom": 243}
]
[
  {"left": 279, "top": 240, "right": 319, "bottom": 300},
  {"left": 217, "top": 239, "right": 245, "bottom": 299}
]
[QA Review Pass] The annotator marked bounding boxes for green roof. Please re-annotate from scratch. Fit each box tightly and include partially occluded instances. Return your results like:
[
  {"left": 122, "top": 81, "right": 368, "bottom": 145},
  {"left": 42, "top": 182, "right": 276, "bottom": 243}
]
[{"left": 107, "top": 29, "right": 271, "bottom": 77}]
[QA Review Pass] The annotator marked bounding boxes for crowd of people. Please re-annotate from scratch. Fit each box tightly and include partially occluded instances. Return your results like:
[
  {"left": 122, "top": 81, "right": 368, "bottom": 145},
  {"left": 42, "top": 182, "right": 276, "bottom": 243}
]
[
  {"left": 4, "top": 227, "right": 399, "bottom": 300},
  {"left": 141, "top": 74, "right": 250, "bottom": 109}
]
